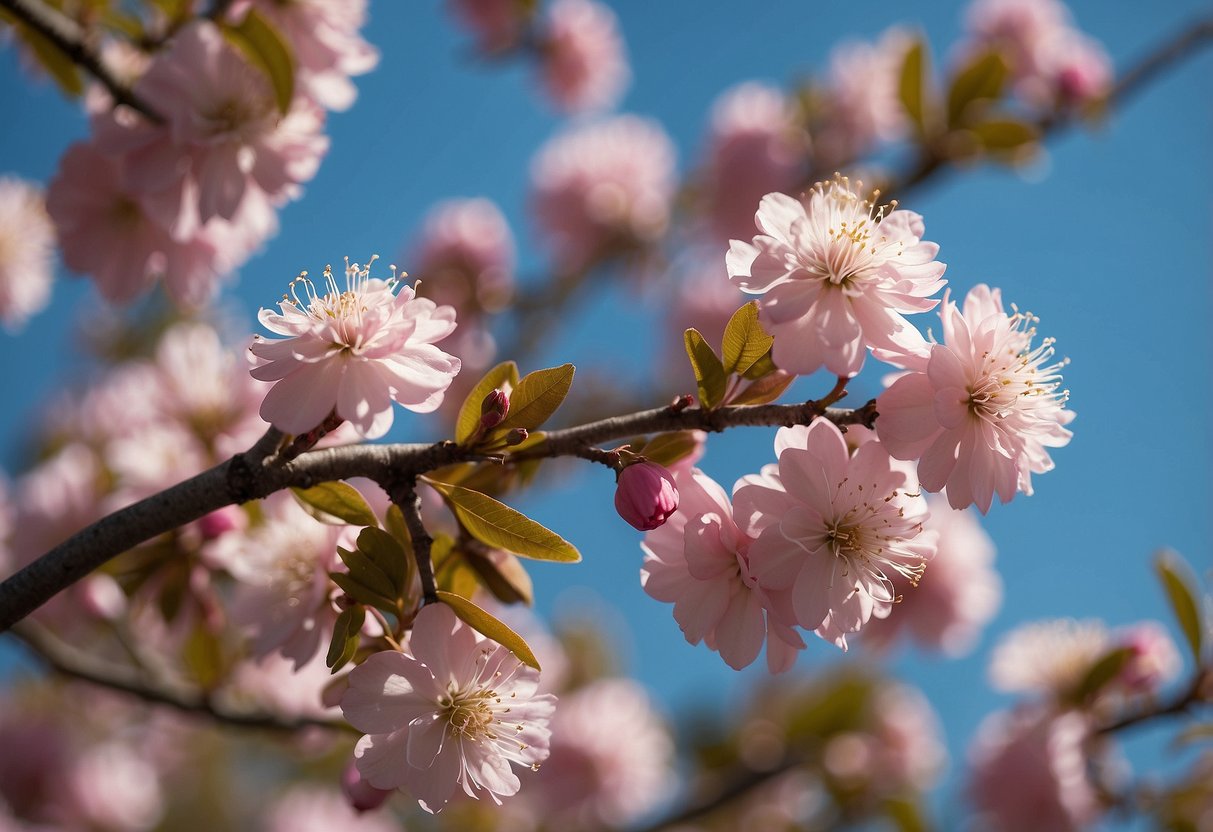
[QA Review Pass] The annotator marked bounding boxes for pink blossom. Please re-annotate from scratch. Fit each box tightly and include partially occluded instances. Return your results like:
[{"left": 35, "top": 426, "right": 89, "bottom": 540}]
[
  {"left": 726, "top": 176, "right": 946, "bottom": 377},
  {"left": 235, "top": 0, "right": 378, "bottom": 112},
  {"left": 968, "top": 707, "right": 1102, "bottom": 831},
  {"left": 529, "top": 678, "right": 675, "bottom": 827},
  {"left": 1040, "top": 30, "right": 1112, "bottom": 106},
  {"left": 733, "top": 420, "right": 936, "bottom": 649},
  {"left": 876, "top": 284, "right": 1073, "bottom": 513},
  {"left": 9, "top": 444, "right": 102, "bottom": 567},
  {"left": 615, "top": 461, "right": 679, "bottom": 531},
  {"left": 250, "top": 257, "right": 461, "bottom": 438},
  {"left": 989, "top": 618, "right": 1109, "bottom": 697},
  {"left": 342, "top": 759, "right": 394, "bottom": 814},
  {"left": 1112, "top": 621, "right": 1182, "bottom": 694},
  {"left": 641, "top": 467, "right": 805, "bottom": 672},
  {"left": 861, "top": 493, "right": 1002, "bottom": 656},
  {"left": 341, "top": 604, "right": 556, "bottom": 813},
  {"left": 698, "top": 82, "right": 808, "bottom": 243},
  {"left": 226, "top": 652, "right": 342, "bottom": 720},
  {"left": 64, "top": 742, "right": 165, "bottom": 832},
  {"left": 814, "top": 28, "right": 912, "bottom": 165},
  {"left": 447, "top": 0, "right": 527, "bottom": 52},
  {"left": 530, "top": 115, "right": 676, "bottom": 273},
  {"left": 264, "top": 787, "right": 402, "bottom": 832},
  {"left": 537, "top": 0, "right": 630, "bottom": 114},
  {"left": 0, "top": 177, "right": 53, "bottom": 331},
  {"left": 412, "top": 197, "right": 516, "bottom": 316}
]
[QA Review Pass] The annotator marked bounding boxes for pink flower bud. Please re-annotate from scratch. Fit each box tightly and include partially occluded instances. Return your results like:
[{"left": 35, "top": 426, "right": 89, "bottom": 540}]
[
  {"left": 341, "top": 757, "right": 392, "bottom": 813},
  {"left": 614, "top": 461, "right": 678, "bottom": 531},
  {"left": 480, "top": 388, "right": 510, "bottom": 431},
  {"left": 505, "top": 427, "right": 529, "bottom": 446}
]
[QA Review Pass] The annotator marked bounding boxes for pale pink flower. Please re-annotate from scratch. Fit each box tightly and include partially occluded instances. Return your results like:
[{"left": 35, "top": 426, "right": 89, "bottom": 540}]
[
  {"left": 1039, "top": 30, "right": 1111, "bottom": 106},
  {"left": 0, "top": 177, "right": 54, "bottom": 331},
  {"left": 615, "top": 461, "right": 678, "bottom": 531},
  {"left": 104, "top": 424, "right": 209, "bottom": 510},
  {"left": 412, "top": 198, "right": 516, "bottom": 316},
  {"left": 726, "top": 176, "right": 946, "bottom": 377},
  {"left": 341, "top": 604, "right": 556, "bottom": 813},
  {"left": 64, "top": 742, "right": 165, "bottom": 832},
  {"left": 447, "top": 0, "right": 526, "bottom": 51},
  {"left": 530, "top": 115, "right": 676, "bottom": 273},
  {"left": 529, "top": 678, "right": 675, "bottom": 827},
  {"left": 537, "top": 0, "right": 630, "bottom": 114},
  {"left": 264, "top": 787, "right": 402, "bottom": 832},
  {"left": 9, "top": 443, "right": 102, "bottom": 566},
  {"left": 861, "top": 493, "right": 1002, "bottom": 656},
  {"left": 876, "top": 284, "right": 1073, "bottom": 513},
  {"left": 641, "top": 467, "right": 805, "bottom": 672},
  {"left": 989, "top": 618, "right": 1109, "bottom": 697},
  {"left": 698, "top": 82, "right": 808, "bottom": 243},
  {"left": 250, "top": 257, "right": 461, "bottom": 438},
  {"left": 235, "top": 0, "right": 378, "bottom": 112},
  {"left": 733, "top": 420, "right": 936, "bottom": 649},
  {"left": 226, "top": 652, "right": 341, "bottom": 720},
  {"left": 1112, "top": 621, "right": 1182, "bottom": 694},
  {"left": 814, "top": 28, "right": 912, "bottom": 165},
  {"left": 968, "top": 707, "right": 1102, "bottom": 831}
]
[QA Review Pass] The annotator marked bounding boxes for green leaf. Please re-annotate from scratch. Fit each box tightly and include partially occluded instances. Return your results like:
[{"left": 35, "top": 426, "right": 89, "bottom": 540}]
[
  {"left": 740, "top": 350, "right": 778, "bottom": 381},
  {"left": 731, "top": 370, "right": 796, "bottom": 406},
  {"left": 684, "top": 328, "right": 727, "bottom": 410},
  {"left": 636, "top": 432, "right": 701, "bottom": 468},
  {"left": 883, "top": 797, "right": 931, "bottom": 832},
  {"left": 968, "top": 118, "right": 1039, "bottom": 154},
  {"left": 898, "top": 37, "right": 931, "bottom": 137},
  {"left": 221, "top": 9, "right": 295, "bottom": 114},
  {"left": 947, "top": 49, "right": 1007, "bottom": 126},
  {"left": 326, "top": 604, "right": 364, "bottom": 672},
  {"left": 292, "top": 481, "right": 379, "bottom": 527},
  {"left": 435, "top": 555, "right": 480, "bottom": 600},
  {"left": 330, "top": 570, "right": 398, "bottom": 613},
  {"left": 426, "top": 480, "right": 580, "bottom": 563},
  {"left": 1071, "top": 646, "right": 1135, "bottom": 703},
  {"left": 465, "top": 547, "right": 534, "bottom": 606},
  {"left": 456, "top": 361, "right": 519, "bottom": 445},
  {"left": 357, "top": 527, "right": 408, "bottom": 596},
  {"left": 183, "top": 625, "right": 225, "bottom": 690},
  {"left": 496, "top": 364, "right": 575, "bottom": 434},
  {"left": 18, "top": 23, "right": 84, "bottom": 97},
  {"left": 385, "top": 503, "right": 411, "bottom": 550},
  {"left": 1155, "top": 550, "right": 1205, "bottom": 661},
  {"left": 721, "top": 302, "right": 775, "bottom": 377},
  {"left": 437, "top": 592, "right": 541, "bottom": 670}
]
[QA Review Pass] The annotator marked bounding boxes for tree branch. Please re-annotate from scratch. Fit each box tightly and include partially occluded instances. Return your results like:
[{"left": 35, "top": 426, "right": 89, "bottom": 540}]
[
  {"left": 0, "top": 0, "right": 164, "bottom": 122},
  {"left": 391, "top": 481, "right": 438, "bottom": 605},
  {"left": 0, "top": 400, "right": 874, "bottom": 632},
  {"left": 636, "top": 757, "right": 806, "bottom": 832},
  {"left": 1097, "top": 669, "right": 1210, "bottom": 735}
]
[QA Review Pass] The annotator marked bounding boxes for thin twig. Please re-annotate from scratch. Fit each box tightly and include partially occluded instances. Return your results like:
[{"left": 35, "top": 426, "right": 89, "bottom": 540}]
[
  {"left": 636, "top": 757, "right": 806, "bottom": 832},
  {"left": 391, "top": 481, "right": 438, "bottom": 605},
  {"left": 0, "top": 0, "right": 163, "bottom": 122},
  {"left": 1097, "top": 669, "right": 1210, "bottom": 735}
]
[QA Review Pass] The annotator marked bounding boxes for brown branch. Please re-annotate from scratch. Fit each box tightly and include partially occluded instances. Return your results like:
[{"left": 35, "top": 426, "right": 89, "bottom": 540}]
[
  {"left": 390, "top": 481, "right": 438, "bottom": 605},
  {"left": 635, "top": 757, "right": 806, "bottom": 832},
  {"left": 1097, "top": 669, "right": 1210, "bottom": 735},
  {"left": 0, "top": 0, "right": 164, "bottom": 122},
  {"left": 0, "top": 401, "right": 874, "bottom": 632},
  {"left": 8, "top": 622, "right": 350, "bottom": 733}
]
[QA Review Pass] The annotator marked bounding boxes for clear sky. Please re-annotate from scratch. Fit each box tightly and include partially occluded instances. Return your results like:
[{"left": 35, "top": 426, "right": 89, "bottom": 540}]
[{"left": 0, "top": 0, "right": 1209, "bottom": 821}]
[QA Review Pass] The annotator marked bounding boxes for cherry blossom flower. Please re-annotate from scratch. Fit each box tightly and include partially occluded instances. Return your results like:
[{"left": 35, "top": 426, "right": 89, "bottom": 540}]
[
  {"left": 989, "top": 618, "right": 1109, "bottom": 698},
  {"left": 65, "top": 742, "right": 166, "bottom": 832},
  {"left": 530, "top": 116, "right": 677, "bottom": 273},
  {"left": 341, "top": 604, "right": 556, "bottom": 813},
  {"left": 1113, "top": 621, "right": 1182, "bottom": 694},
  {"left": 733, "top": 420, "right": 936, "bottom": 649},
  {"left": 412, "top": 197, "right": 516, "bottom": 317},
  {"left": 968, "top": 707, "right": 1102, "bottom": 831},
  {"left": 615, "top": 461, "right": 679, "bottom": 531},
  {"left": 814, "top": 28, "right": 912, "bottom": 165},
  {"left": 264, "top": 787, "right": 402, "bottom": 832},
  {"left": 250, "top": 257, "right": 461, "bottom": 438},
  {"left": 528, "top": 678, "right": 675, "bottom": 827},
  {"left": 537, "top": 0, "right": 630, "bottom": 114},
  {"left": 726, "top": 176, "right": 946, "bottom": 377},
  {"left": 0, "top": 177, "right": 53, "bottom": 331},
  {"left": 861, "top": 493, "right": 1002, "bottom": 656},
  {"left": 876, "top": 284, "right": 1073, "bottom": 513},
  {"left": 226, "top": 652, "right": 340, "bottom": 720},
  {"left": 641, "top": 467, "right": 805, "bottom": 672}
]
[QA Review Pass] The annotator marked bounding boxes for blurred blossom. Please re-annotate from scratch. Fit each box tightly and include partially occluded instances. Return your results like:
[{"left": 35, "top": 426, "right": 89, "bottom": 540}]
[
  {"left": 1111, "top": 621, "right": 1183, "bottom": 694},
  {"left": 530, "top": 115, "right": 677, "bottom": 273},
  {"left": 9, "top": 443, "right": 102, "bottom": 567},
  {"left": 988, "top": 618, "right": 1108, "bottom": 697},
  {"left": 537, "top": 0, "right": 630, "bottom": 114},
  {"left": 861, "top": 494, "right": 1002, "bottom": 656},
  {"left": 226, "top": 652, "right": 341, "bottom": 720},
  {"left": 0, "top": 177, "right": 53, "bottom": 331},
  {"left": 104, "top": 424, "right": 209, "bottom": 510},
  {"left": 968, "top": 707, "right": 1102, "bottom": 831},
  {"left": 413, "top": 198, "right": 516, "bottom": 318},
  {"left": 64, "top": 742, "right": 165, "bottom": 832},
  {"left": 448, "top": 0, "right": 526, "bottom": 52},
  {"left": 263, "top": 787, "right": 401, "bottom": 832},
  {"left": 864, "top": 683, "right": 948, "bottom": 792},
  {"left": 698, "top": 82, "right": 808, "bottom": 243},
  {"left": 813, "top": 27, "right": 911, "bottom": 165},
  {"left": 529, "top": 678, "right": 675, "bottom": 828}
]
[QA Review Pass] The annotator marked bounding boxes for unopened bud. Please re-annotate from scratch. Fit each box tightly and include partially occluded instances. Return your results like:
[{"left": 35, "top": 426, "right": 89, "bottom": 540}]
[
  {"left": 614, "top": 460, "right": 679, "bottom": 531},
  {"left": 505, "top": 428, "right": 529, "bottom": 446},
  {"left": 670, "top": 394, "right": 694, "bottom": 412},
  {"left": 480, "top": 388, "right": 510, "bottom": 431},
  {"left": 341, "top": 758, "right": 392, "bottom": 813}
]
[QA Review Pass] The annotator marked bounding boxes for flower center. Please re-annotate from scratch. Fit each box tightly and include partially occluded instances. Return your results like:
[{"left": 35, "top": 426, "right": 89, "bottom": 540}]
[{"left": 440, "top": 687, "right": 499, "bottom": 741}]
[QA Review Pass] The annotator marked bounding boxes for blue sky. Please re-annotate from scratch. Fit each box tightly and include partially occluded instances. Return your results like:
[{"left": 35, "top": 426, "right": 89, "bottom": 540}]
[{"left": 1, "top": 0, "right": 1209, "bottom": 821}]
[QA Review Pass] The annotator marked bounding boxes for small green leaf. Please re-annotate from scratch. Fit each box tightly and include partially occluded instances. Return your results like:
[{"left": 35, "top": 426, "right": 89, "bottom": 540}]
[
  {"left": 221, "top": 8, "right": 295, "bottom": 114},
  {"left": 883, "top": 797, "right": 931, "bottom": 832},
  {"left": 437, "top": 591, "right": 541, "bottom": 670},
  {"left": 426, "top": 480, "right": 580, "bottom": 563},
  {"left": 292, "top": 481, "right": 379, "bottom": 527},
  {"left": 947, "top": 49, "right": 1007, "bottom": 126},
  {"left": 1155, "top": 550, "right": 1205, "bottom": 661},
  {"left": 18, "top": 24, "right": 84, "bottom": 97},
  {"left": 336, "top": 545, "right": 397, "bottom": 602},
  {"left": 721, "top": 302, "right": 775, "bottom": 376},
  {"left": 435, "top": 555, "right": 480, "bottom": 600},
  {"left": 465, "top": 547, "right": 534, "bottom": 606},
  {"left": 636, "top": 432, "right": 701, "bottom": 468},
  {"left": 456, "top": 361, "right": 519, "bottom": 445},
  {"left": 330, "top": 571, "right": 397, "bottom": 613},
  {"left": 326, "top": 605, "right": 364, "bottom": 672},
  {"left": 740, "top": 350, "right": 778, "bottom": 381},
  {"left": 731, "top": 370, "right": 796, "bottom": 406},
  {"left": 183, "top": 625, "right": 225, "bottom": 690},
  {"left": 496, "top": 364, "right": 575, "bottom": 434},
  {"left": 385, "top": 504, "right": 411, "bottom": 550},
  {"left": 898, "top": 37, "right": 931, "bottom": 137},
  {"left": 1071, "top": 646, "right": 1135, "bottom": 703},
  {"left": 684, "top": 328, "right": 727, "bottom": 410},
  {"left": 968, "top": 118, "right": 1039, "bottom": 155}
]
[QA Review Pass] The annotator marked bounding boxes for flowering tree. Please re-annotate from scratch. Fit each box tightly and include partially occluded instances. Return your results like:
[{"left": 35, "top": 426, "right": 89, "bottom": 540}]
[{"left": 0, "top": 0, "right": 1210, "bottom": 829}]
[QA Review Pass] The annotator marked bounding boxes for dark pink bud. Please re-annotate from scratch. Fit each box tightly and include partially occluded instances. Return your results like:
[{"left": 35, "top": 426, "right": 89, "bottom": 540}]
[
  {"left": 341, "top": 758, "right": 392, "bottom": 813},
  {"left": 480, "top": 388, "right": 510, "bottom": 431},
  {"left": 505, "top": 427, "right": 529, "bottom": 446},
  {"left": 614, "top": 461, "right": 679, "bottom": 531}
]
